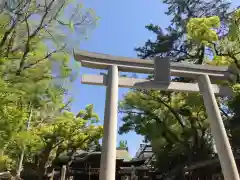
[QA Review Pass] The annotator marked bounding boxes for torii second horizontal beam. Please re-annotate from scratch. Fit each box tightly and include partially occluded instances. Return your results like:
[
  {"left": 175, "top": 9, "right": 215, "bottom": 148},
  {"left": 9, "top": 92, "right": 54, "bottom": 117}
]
[{"left": 81, "top": 74, "right": 233, "bottom": 96}]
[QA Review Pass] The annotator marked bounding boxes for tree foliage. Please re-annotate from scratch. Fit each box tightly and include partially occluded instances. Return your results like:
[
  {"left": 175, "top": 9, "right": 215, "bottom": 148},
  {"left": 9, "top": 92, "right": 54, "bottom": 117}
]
[
  {"left": 118, "top": 140, "right": 128, "bottom": 149},
  {"left": 135, "top": 0, "right": 231, "bottom": 64},
  {"left": 0, "top": 0, "right": 103, "bottom": 178},
  {"left": 119, "top": 0, "right": 240, "bottom": 179},
  {"left": 119, "top": 89, "right": 214, "bottom": 179},
  {"left": 187, "top": 9, "right": 240, "bottom": 153}
]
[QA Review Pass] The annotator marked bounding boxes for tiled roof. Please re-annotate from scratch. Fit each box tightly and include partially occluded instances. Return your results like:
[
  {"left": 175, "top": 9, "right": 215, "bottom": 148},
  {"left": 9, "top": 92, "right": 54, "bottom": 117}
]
[
  {"left": 116, "top": 148, "right": 132, "bottom": 161},
  {"left": 57, "top": 148, "right": 132, "bottom": 163}
]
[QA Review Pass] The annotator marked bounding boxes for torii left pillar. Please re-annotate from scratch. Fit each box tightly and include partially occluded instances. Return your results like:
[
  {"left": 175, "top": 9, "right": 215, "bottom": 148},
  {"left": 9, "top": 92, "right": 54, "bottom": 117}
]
[{"left": 99, "top": 65, "right": 119, "bottom": 180}]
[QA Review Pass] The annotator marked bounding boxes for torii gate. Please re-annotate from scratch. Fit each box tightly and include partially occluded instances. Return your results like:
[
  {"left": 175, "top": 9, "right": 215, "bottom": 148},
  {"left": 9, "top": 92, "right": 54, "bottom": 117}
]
[{"left": 74, "top": 50, "right": 240, "bottom": 180}]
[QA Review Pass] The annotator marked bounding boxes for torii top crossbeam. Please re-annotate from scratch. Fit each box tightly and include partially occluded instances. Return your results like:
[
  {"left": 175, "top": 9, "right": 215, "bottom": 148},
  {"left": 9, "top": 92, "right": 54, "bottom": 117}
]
[
  {"left": 74, "top": 50, "right": 230, "bottom": 79},
  {"left": 74, "top": 50, "right": 234, "bottom": 96}
]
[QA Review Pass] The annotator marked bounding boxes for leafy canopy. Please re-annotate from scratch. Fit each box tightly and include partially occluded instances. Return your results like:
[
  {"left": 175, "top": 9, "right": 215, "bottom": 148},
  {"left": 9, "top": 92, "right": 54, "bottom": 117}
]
[
  {"left": 0, "top": 0, "right": 102, "bottom": 176},
  {"left": 119, "top": 1, "right": 238, "bottom": 179}
]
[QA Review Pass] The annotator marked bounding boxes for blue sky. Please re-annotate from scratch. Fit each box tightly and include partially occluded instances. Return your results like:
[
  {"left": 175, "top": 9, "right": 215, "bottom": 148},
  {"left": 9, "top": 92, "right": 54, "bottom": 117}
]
[
  {"left": 69, "top": 0, "right": 239, "bottom": 156},
  {"left": 69, "top": 0, "right": 170, "bottom": 156}
]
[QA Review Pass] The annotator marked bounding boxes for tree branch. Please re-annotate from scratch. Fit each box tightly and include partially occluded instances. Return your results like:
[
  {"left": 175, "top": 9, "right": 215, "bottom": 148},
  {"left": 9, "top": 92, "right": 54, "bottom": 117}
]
[
  {"left": 211, "top": 42, "right": 240, "bottom": 71},
  {"left": 16, "top": 17, "right": 30, "bottom": 75},
  {"left": 22, "top": 46, "right": 65, "bottom": 70},
  {"left": 16, "top": 0, "right": 56, "bottom": 75},
  {"left": 155, "top": 96, "right": 185, "bottom": 128},
  {"left": 5, "top": 30, "right": 16, "bottom": 57},
  {"left": 196, "top": 44, "right": 205, "bottom": 64},
  {"left": 0, "top": 17, "right": 18, "bottom": 48}
]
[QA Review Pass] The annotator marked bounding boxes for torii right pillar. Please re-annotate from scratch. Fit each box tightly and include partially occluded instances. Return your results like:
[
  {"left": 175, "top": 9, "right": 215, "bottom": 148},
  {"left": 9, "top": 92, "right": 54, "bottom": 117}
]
[
  {"left": 198, "top": 74, "right": 240, "bottom": 180},
  {"left": 154, "top": 57, "right": 240, "bottom": 180}
]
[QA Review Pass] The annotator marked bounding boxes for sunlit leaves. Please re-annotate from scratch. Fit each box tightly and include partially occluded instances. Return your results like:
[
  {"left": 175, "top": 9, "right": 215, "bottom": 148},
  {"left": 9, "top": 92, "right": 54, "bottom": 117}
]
[
  {"left": 228, "top": 9, "right": 240, "bottom": 41},
  {"left": 130, "top": 1, "right": 236, "bottom": 179},
  {"left": 0, "top": 12, "right": 11, "bottom": 30},
  {"left": 76, "top": 104, "right": 100, "bottom": 123},
  {"left": 0, "top": 0, "right": 100, "bottom": 172},
  {"left": 232, "top": 83, "right": 240, "bottom": 93},
  {"left": 187, "top": 16, "right": 220, "bottom": 44},
  {"left": 119, "top": 88, "right": 213, "bottom": 177},
  {"left": 0, "top": 154, "right": 12, "bottom": 171},
  {"left": 36, "top": 105, "right": 103, "bottom": 152},
  {"left": 212, "top": 55, "right": 233, "bottom": 65},
  {"left": 0, "top": 104, "right": 28, "bottom": 145}
]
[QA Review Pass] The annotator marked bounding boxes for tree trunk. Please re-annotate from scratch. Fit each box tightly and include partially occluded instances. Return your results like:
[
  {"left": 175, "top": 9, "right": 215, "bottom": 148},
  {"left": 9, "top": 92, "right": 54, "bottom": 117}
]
[{"left": 37, "top": 141, "right": 54, "bottom": 180}]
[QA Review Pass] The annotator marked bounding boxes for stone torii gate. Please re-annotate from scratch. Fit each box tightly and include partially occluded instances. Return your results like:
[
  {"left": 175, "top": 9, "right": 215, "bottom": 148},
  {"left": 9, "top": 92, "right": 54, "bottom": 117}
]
[{"left": 74, "top": 50, "right": 240, "bottom": 180}]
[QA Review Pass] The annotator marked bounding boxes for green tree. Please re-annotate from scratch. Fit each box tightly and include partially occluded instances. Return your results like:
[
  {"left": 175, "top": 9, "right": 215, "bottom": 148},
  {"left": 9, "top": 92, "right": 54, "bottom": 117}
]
[
  {"left": 32, "top": 105, "right": 103, "bottom": 179},
  {"left": 135, "top": 0, "right": 230, "bottom": 63},
  {"left": 0, "top": 0, "right": 101, "bottom": 178},
  {"left": 119, "top": 0, "right": 236, "bottom": 179},
  {"left": 187, "top": 10, "right": 240, "bottom": 153},
  {"left": 119, "top": 89, "right": 214, "bottom": 179},
  {"left": 118, "top": 140, "right": 128, "bottom": 149}
]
